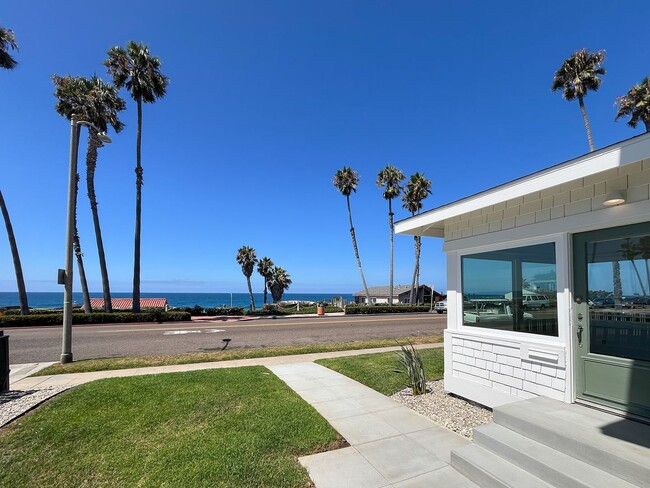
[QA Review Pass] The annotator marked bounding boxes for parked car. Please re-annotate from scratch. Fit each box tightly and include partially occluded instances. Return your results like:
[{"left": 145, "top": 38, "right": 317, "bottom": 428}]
[
  {"left": 463, "top": 301, "right": 533, "bottom": 326},
  {"left": 521, "top": 295, "right": 550, "bottom": 310},
  {"left": 591, "top": 297, "right": 615, "bottom": 308},
  {"left": 434, "top": 299, "right": 447, "bottom": 314},
  {"left": 622, "top": 296, "right": 650, "bottom": 309}
]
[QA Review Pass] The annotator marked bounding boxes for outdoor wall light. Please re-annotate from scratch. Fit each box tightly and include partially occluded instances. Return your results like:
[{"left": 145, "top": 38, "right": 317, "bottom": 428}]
[{"left": 603, "top": 191, "right": 626, "bottom": 206}]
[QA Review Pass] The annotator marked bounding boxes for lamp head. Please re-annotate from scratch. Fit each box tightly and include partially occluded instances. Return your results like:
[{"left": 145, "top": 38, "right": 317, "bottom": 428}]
[
  {"left": 97, "top": 132, "right": 112, "bottom": 144},
  {"left": 603, "top": 191, "right": 626, "bottom": 206}
]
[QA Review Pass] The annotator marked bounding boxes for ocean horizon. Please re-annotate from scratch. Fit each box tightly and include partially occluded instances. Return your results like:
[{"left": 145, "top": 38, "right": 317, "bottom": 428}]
[{"left": 0, "top": 292, "right": 355, "bottom": 310}]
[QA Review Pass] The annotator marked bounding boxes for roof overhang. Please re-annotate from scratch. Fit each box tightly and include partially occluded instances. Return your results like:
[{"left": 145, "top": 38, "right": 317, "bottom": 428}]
[{"left": 395, "top": 133, "right": 650, "bottom": 238}]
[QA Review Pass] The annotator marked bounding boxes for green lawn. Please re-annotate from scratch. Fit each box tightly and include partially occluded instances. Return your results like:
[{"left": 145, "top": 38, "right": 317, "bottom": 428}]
[
  {"left": 0, "top": 367, "right": 341, "bottom": 487},
  {"left": 37, "top": 335, "right": 443, "bottom": 376},
  {"left": 316, "top": 347, "right": 444, "bottom": 395}
]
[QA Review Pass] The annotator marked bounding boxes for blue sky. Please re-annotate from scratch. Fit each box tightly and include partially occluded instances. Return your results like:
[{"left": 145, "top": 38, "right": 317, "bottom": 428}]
[{"left": 1, "top": 1, "right": 649, "bottom": 295}]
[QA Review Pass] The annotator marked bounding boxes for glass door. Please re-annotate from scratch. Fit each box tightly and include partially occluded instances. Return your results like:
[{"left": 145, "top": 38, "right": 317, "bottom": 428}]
[{"left": 573, "top": 223, "right": 650, "bottom": 418}]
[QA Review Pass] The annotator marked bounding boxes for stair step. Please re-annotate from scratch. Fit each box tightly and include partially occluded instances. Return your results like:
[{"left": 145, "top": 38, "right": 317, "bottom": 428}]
[
  {"left": 473, "top": 423, "right": 638, "bottom": 488},
  {"left": 451, "top": 444, "right": 554, "bottom": 488},
  {"left": 494, "top": 397, "right": 650, "bottom": 488}
]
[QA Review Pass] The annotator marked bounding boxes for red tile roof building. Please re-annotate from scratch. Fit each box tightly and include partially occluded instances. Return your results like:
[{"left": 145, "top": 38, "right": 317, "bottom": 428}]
[{"left": 89, "top": 298, "right": 168, "bottom": 311}]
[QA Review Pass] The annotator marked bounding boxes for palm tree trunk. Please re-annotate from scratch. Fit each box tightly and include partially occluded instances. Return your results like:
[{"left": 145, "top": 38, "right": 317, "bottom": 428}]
[
  {"left": 0, "top": 189, "right": 29, "bottom": 315},
  {"left": 579, "top": 95, "right": 595, "bottom": 152},
  {"left": 246, "top": 276, "right": 255, "bottom": 311},
  {"left": 388, "top": 199, "right": 394, "bottom": 306},
  {"left": 132, "top": 98, "right": 143, "bottom": 313},
  {"left": 644, "top": 120, "right": 650, "bottom": 133},
  {"left": 347, "top": 195, "right": 370, "bottom": 304},
  {"left": 613, "top": 260, "right": 623, "bottom": 306},
  {"left": 72, "top": 172, "right": 91, "bottom": 313},
  {"left": 263, "top": 278, "right": 268, "bottom": 304},
  {"left": 409, "top": 236, "right": 420, "bottom": 305},
  {"left": 630, "top": 260, "right": 647, "bottom": 296},
  {"left": 86, "top": 132, "right": 112, "bottom": 312}
]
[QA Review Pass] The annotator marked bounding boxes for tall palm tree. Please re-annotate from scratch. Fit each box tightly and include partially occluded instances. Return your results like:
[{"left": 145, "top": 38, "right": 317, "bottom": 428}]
[
  {"left": 257, "top": 257, "right": 274, "bottom": 305},
  {"left": 621, "top": 238, "right": 647, "bottom": 296},
  {"left": 333, "top": 166, "right": 370, "bottom": 304},
  {"left": 53, "top": 75, "right": 125, "bottom": 312},
  {"left": 236, "top": 246, "right": 257, "bottom": 311},
  {"left": 105, "top": 41, "right": 169, "bottom": 313},
  {"left": 73, "top": 173, "right": 92, "bottom": 313},
  {"left": 0, "top": 26, "right": 18, "bottom": 69},
  {"left": 376, "top": 164, "right": 405, "bottom": 306},
  {"left": 615, "top": 77, "right": 650, "bottom": 133},
  {"left": 402, "top": 173, "right": 432, "bottom": 305},
  {"left": 268, "top": 266, "right": 292, "bottom": 303},
  {"left": 0, "top": 26, "right": 28, "bottom": 315},
  {"left": 552, "top": 48, "right": 606, "bottom": 152}
]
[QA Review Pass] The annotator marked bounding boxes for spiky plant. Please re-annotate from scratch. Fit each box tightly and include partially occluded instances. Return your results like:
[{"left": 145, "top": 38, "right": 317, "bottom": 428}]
[{"left": 393, "top": 341, "right": 427, "bottom": 395}]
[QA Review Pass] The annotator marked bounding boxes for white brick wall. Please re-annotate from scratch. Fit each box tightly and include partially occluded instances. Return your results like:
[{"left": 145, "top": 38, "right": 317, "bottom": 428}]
[
  {"left": 446, "top": 159, "right": 650, "bottom": 241},
  {"left": 449, "top": 332, "right": 566, "bottom": 403}
]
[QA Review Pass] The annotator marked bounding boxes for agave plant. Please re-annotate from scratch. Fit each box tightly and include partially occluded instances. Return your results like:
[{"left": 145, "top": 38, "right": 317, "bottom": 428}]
[{"left": 393, "top": 341, "right": 427, "bottom": 395}]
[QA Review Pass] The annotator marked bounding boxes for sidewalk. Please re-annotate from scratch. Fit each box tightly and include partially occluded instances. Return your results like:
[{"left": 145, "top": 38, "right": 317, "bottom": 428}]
[{"left": 9, "top": 342, "right": 476, "bottom": 487}]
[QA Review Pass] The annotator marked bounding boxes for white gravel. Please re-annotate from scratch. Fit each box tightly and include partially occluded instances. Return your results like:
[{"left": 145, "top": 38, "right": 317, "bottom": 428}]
[
  {"left": 0, "top": 387, "right": 69, "bottom": 428},
  {"left": 391, "top": 379, "right": 493, "bottom": 439}
]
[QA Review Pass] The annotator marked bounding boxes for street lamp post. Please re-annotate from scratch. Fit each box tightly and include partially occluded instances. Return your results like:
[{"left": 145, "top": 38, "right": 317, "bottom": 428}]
[{"left": 61, "top": 114, "right": 111, "bottom": 364}]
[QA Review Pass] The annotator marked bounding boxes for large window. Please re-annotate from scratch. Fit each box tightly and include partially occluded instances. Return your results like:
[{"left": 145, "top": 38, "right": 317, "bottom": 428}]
[{"left": 461, "top": 243, "right": 558, "bottom": 336}]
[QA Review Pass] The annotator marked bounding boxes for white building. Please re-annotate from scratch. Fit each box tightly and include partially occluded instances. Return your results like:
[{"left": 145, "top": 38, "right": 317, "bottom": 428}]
[{"left": 396, "top": 133, "right": 650, "bottom": 420}]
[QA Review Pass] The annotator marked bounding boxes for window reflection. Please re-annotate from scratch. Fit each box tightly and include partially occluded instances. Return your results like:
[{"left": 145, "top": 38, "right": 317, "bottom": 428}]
[
  {"left": 461, "top": 243, "right": 558, "bottom": 336},
  {"left": 587, "top": 234, "right": 650, "bottom": 361}
]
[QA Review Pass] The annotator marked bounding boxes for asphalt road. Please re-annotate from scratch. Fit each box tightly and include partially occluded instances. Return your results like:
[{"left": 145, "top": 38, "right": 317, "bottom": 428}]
[{"left": 4, "top": 313, "right": 447, "bottom": 364}]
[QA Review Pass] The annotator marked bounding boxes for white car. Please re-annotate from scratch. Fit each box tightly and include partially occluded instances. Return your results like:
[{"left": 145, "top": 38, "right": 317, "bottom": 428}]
[
  {"left": 434, "top": 299, "right": 447, "bottom": 314},
  {"left": 463, "top": 301, "right": 532, "bottom": 326}
]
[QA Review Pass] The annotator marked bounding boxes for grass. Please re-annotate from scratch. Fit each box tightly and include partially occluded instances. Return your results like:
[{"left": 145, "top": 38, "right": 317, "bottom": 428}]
[
  {"left": 36, "top": 335, "right": 443, "bottom": 376},
  {"left": 0, "top": 367, "right": 341, "bottom": 487},
  {"left": 316, "top": 347, "right": 444, "bottom": 395}
]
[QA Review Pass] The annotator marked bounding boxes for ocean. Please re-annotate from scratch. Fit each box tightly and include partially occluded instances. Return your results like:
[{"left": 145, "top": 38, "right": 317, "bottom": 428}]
[{"left": 0, "top": 292, "right": 354, "bottom": 310}]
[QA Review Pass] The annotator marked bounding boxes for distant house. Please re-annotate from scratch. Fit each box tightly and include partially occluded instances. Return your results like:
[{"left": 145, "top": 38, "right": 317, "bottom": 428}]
[
  {"left": 89, "top": 298, "right": 168, "bottom": 311},
  {"left": 353, "top": 285, "right": 444, "bottom": 305}
]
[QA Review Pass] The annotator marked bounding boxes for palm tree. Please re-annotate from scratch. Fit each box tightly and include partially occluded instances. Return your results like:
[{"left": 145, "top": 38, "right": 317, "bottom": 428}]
[
  {"left": 551, "top": 48, "right": 606, "bottom": 152},
  {"left": 257, "top": 257, "right": 274, "bottom": 305},
  {"left": 615, "top": 77, "right": 650, "bottom": 132},
  {"left": 333, "top": 166, "right": 370, "bottom": 304},
  {"left": 268, "top": 266, "right": 292, "bottom": 303},
  {"left": 105, "top": 41, "right": 169, "bottom": 313},
  {"left": 236, "top": 246, "right": 257, "bottom": 311},
  {"left": 0, "top": 191, "right": 28, "bottom": 314},
  {"left": 0, "top": 26, "right": 28, "bottom": 315},
  {"left": 402, "top": 173, "right": 432, "bottom": 305},
  {"left": 53, "top": 75, "right": 125, "bottom": 312},
  {"left": 621, "top": 238, "right": 647, "bottom": 296},
  {"left": 0, "top": 26, "right": 18, "bottom": 69},
  {"left": 376, "top": 164, "right": 405, "bottom": 306},
  {"left": 638, "top": 235, "right": 650, "bottom": 293}
]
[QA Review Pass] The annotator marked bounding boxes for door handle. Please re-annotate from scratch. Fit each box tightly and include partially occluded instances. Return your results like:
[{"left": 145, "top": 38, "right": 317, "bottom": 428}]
[{"left": 577, "top": 324, "right": 583, "bottom": 347}]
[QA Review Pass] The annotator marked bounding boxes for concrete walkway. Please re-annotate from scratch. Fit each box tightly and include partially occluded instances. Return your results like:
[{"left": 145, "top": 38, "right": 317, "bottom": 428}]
[
  {"left": 270, "top": 362, "right": 476, "bottom": 488},
  {"left": 8, "top": 342, "right": 477, "bottom": 487}
]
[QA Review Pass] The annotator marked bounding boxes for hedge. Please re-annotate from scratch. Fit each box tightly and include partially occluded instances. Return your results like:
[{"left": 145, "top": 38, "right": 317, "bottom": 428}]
[
  {"left": 344, "top": 304, "right": 432, "bottom": 314},
  {"left": 171, "top": 306, "right": 246, "bottom": 316},
  {"left": 0, "top": 311, "right": 191, "bottom": 327},
  {"left": 246, "top": 305, "right": 343, "bottom": 316}
]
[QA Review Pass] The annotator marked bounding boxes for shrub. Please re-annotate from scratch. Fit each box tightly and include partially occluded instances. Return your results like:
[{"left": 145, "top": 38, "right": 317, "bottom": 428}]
[
  {"left": 393, "top": 341, "right": 427, "bottom": 395},
  {"left": 0, "top": 311, "right": 191, "bottom": 327},
  {"left": 204, "top": 307, "right": 245, "bottom": 316},
  {"left": 344, "top": 304, "right": 431, "bottom": 314}
]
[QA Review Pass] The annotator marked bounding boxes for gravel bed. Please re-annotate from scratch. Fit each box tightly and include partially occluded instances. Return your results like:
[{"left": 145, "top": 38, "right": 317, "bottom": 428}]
[
  {"left": 0, "top": 387, "right": 69, "bottom": 428},
  {"left": 391, "top": 379, "right": 493, "bottom": 439}
]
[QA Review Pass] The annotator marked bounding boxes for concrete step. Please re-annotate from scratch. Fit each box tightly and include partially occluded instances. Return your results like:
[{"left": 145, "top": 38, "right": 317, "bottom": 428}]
[
  {"left": 451, "top": 444, "right": 554, "bottom": 488},
  {"left": 473, "top": 423, "right": 638, "bottom": 488},
  {"left": 493, "top": 396, "right": 650, "bottom": 488}
]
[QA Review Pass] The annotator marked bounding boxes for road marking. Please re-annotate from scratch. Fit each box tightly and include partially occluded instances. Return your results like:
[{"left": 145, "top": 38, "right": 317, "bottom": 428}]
[
  {"left": 163, "top": 329, "right": 225, "bottom": 335},
  {"left": 95, "top": 315, "right": 438, "bottom": 334}
]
